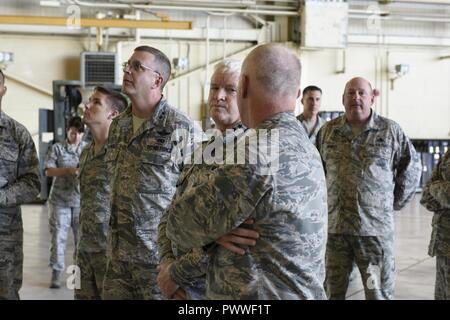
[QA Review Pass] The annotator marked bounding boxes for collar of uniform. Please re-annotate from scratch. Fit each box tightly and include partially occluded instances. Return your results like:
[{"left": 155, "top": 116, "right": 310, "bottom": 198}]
[
  {"left": 149, "top": 97, "right": 169, "bottom": 128},
  {"left": 62, "top": 140, "right": 70, "bottom": 149},
  {"left": 78, "top": 141, "right": 103, "bottom": 177},
  {"left": 0, "top": 110, "right": 8, "bottom": 128},
  {"left": 63, "top": 140, "right": 85, "bottom": 153},
  {"left": 90, "top": 141, "right": 107, "bottom": 158},
  {"left": 317, "top": 115, "right": 326, "bottom": 125},
  {"left": 118, "top": 105, "right": 134, "bottom": 129},
  {"left": 204, "top": 121, "right": 246, "bottom": 145},
  {"left": 257, "top": 111, "right": 296, "bottom": 130},
  {"left": 337, "top": 109, "right": 382, "bottom": 134},
  {"left": 297, "top": 113, "right": 325, "bottom": 125},
  {"left": 133, "top": 97, "right": 169, "bottom": 134},
  {"left": 230, "top": 121, "right": 246, "bottom": 132},
  {"left": 297, "top": 113, "right": 317, "bottom": 122},
  {"left": 365, "top": 109, "right": 379, "bottom": 129},
  {"left": 223, "top": 121, "right": 247, "bottom": 143}
]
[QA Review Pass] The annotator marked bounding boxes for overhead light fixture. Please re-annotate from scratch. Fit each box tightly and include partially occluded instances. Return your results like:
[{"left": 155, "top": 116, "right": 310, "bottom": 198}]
[{"left": 40, "top": 1, "right": 61, "bottom": 7}]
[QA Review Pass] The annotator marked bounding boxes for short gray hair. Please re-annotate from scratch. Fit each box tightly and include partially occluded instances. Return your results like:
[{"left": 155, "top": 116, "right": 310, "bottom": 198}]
[
  {"left": 213, "top": 59, "right": 242, "bottom": 76},
  {"left": 134, "top": 45, "right": 171, "bottom": 90}
]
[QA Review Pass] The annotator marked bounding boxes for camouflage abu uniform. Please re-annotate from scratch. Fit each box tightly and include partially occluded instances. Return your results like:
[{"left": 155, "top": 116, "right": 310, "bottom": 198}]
[
  {"left": 102, "top": 99, "right": 195, "bottom": 300},
  {"left": 0, "top": 111, "right": 40, "bottom": 300},
  {"left": 296, "top": 113, "right": 326, "bottom": 145},
  {"left": 317, "top": 110, "right": 421, "bottom": 300},
  {"left": 75, "top": 142, "right": 111, "bottom": 299},
  {"left": 420, "top": 150, "right": 450, "bottom": 300},
  {"left": 166, "top": 112, "right": 328, "bottom": 299},
  {"left": 158, "top": 122, "right": 246, "bottom": 300},
  {"left": 45, "top": 140, "right": 87, "bottom": 272}
]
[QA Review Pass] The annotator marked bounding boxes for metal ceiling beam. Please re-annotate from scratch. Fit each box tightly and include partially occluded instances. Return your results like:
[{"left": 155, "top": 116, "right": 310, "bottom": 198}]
[
  {"left": 70, "top": 0, "right": 298, "bottom": 16},
  {"left": 0, "top": 15, "right": 192, "bottom": 29},
  {"left": 386, "top": 0, "right": 450, "bottom": 4}
]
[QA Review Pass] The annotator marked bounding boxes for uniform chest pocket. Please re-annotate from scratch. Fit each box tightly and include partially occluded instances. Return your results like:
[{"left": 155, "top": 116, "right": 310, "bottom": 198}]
[
  {"left": 0, "top": 145, "right": 19, "bottom": 162},
  {"left": 105, "top": 148, "right": 119, "bottom": 163},
  {"left": 0, "top": 211, "right": 14, "bottom": 231},
  {"left": 139, "top": 151, "right": 174, "bottom": 193},
  {"left": 363, "top": 144, "right": 393, "bottom": 179},
  {"left": 323, "top": 143, "right": 344, "bottom": 174},
  {"left": 102, "top": 148, "right": 119, "bottom": 175},
  {"left": 364, "top": 144, "right": 392, "bottom": 164},
  {"left": 324, "top": 143, "right": 343, "bottom": 160},
  {"left": 0, "top": 145, "right": 19, "bottom": 186}
]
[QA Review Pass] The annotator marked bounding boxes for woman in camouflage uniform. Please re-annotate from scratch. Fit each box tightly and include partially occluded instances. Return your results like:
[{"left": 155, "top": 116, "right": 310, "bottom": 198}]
[{"left": 44, "top": 116, "right": 87, "bottom": 288}]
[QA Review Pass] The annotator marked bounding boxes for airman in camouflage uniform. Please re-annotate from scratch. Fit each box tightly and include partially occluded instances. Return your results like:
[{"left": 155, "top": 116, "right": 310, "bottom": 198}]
[
  {"left": 0, "top": 69, "right": 40, "bottom": 299},
  {"left": 102, "top": 46, "right": 195, "bottom": 300},
  {"left": 166, "top": 44, "right": 328, "bottom": 299},
  {"left": 296, "top": 85, "right": 325, "bottom": 145},
  {"left": 45, "top": 116, "right": 87, "bottom": 288},
  {"left": 158, "top": 60, "right": 260, "bottom": 300},
  {"left": 420, "top": 149, "right": 450, "bottom": 300},
  {"left": 74, "top": 87, "right": 128, "bottom": 300},
  {"left": 317, "top": 77, "right": 421, "bottom": 300}
]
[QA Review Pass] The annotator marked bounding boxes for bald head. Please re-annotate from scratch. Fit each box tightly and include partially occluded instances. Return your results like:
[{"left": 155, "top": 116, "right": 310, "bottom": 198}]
[
  {"left": 342, "top": 77, "right": 374, "bottom": 125},
  {"left": 344, "top": 77, "right": 373, "bottom": 94},
  {"left": 238, "top": 44, "right": 301, "bottom": 128},
  {"left": 243, "top": 44, "right": 301, "bottom": 99}
]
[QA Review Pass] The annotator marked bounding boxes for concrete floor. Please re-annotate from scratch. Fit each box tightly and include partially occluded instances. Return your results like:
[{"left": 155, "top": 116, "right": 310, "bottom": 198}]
[
  {"left": 20, "top": 203, "right": 76, "bottom": 300},
  {"left": 18, "top": 193, "right": 435, "bottom": 300}
]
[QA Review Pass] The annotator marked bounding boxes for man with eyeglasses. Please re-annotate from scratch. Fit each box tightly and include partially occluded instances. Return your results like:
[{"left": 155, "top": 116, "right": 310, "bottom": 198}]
[{"left": 102, "top": 46, "right": 196, "bottom": 300}]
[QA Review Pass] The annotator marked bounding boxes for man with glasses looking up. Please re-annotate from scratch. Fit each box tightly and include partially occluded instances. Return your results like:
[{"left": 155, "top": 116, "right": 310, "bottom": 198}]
[{"left": 102, "top": 46, "right": 196, "bottom": 299}]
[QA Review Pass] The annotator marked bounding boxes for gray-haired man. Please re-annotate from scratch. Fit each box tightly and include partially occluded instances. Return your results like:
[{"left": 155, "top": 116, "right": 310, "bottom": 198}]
[{"left": 166, "top": 44, "right": 328, "bottom": 299}]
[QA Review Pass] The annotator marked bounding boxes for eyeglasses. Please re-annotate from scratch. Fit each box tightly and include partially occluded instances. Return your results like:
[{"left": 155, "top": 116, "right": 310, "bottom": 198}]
[{"left": 122, "top": 60, "right": 161, "bottom": 76}]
